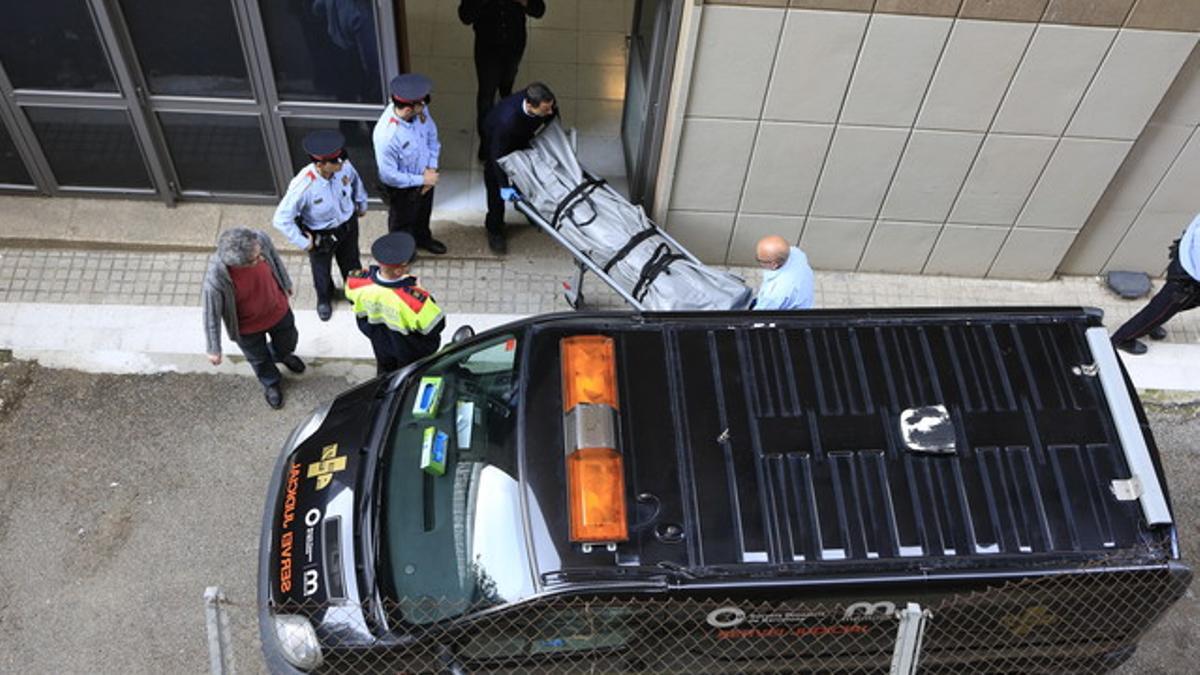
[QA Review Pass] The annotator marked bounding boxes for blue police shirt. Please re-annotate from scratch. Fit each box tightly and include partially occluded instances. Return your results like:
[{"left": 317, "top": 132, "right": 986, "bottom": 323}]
[
  {"left": 1179, "top": 213, "right": 1200, "bottom": 281},
  {"left": 755, "top": 246, "right": 815, "bottom": 310},
  {"left": 272, "top": 161, "right": 368, "bottom": 250},
  {"left": 373, "top": 104, "right": 439, "bottom": 189}
]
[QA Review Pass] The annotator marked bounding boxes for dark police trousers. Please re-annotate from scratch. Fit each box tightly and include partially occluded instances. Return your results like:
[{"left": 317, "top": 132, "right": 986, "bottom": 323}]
[
  {"left": 1111, "top": 252, "right": 1200, "bottom": 344},
  {"left": 385, "top": 185, "right": 435, "bottom": 244},
  {"left": 307, "top": 215, "right": 361, "bottom": 305},
  {"left": 235, "top": 310, "right": 299, "bottom": 388},
  {"left": 483, "top": 159, "right": 508, "bottom": 235}
]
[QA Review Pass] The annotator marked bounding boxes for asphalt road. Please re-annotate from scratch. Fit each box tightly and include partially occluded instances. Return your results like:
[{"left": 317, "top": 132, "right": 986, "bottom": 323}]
[{"left": 0, "top": 360, "right": 1197, "bottom": 674}]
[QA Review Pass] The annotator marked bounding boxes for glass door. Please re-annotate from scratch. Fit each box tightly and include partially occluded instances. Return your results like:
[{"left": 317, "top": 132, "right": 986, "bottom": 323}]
[{"left": 620, "top": 0, "right": 683, "bottom": 210}]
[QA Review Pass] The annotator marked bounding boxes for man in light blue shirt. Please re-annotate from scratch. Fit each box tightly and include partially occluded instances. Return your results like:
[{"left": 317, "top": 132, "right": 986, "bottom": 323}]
[
  {"left": 753, "top": 235, "right": 814, "bottom": 310},
  {"left": 272, "top": 130, "right": 367, "bottom": 321},
  {"left": 373, "top": 73, "right": 445, "bottom": 254},
  {"left": 1111, "top": 213, "right": 1200, "bottom": 354}
]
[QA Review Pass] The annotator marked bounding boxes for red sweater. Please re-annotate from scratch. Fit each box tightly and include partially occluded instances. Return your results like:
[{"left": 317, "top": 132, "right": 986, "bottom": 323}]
[{"left": 229, "top": 260, "right": 289, "bottom": 335}]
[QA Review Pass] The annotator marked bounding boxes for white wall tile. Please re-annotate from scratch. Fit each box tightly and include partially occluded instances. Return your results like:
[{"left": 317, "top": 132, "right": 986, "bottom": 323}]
[
  {"left": 1067, "top": 30, "right": 1198, "bottom": 140},
  {"left": 924, "top": 224, "right": 1009, "bottom": 277},
  {"left": 1017, "top": 138, "right": 1132, "bottom": 231},
  {"left": 741, "top": 122, "right": 834, "bottom": 215},
  {"left": 988, "top": 228, "right": 1078, "bottom": 280},
  {"left": 729, "top": 214, "right": 805, "bottom": 266},
  {"left": 420, "top": 57, "right": 477, "bottom": 95},
  {"left": 537, "top": 0, "right": 579, "bottom": 31},
  {"left": 579, "top": 0, "right": 629, "bottom": 33},
  {"left": 517, "top": 62, "right": 578, "bottom": 98},
  {"left": 578, "top": 64, "right": 625, "bottom": 100},
  {"left": 578, "top": 31, "right": 626, "bottom": 66},
  {"left": 1060, "top": 123, "right": 1195, "bottom": 274},
  {"left": 431, "top": 20, "right": 474, "bottom": 58},
  {"left": 950, "top": 134, "right": 1057, "bottom": 225},
  {"left": 687, "top": 6, "right": 785, "bottom": 119},
  {"left": 992, "top": 25, "right": 1115, "bottom": 136},
  {"left": 665, "top": 211, "right": 736, "bottom": 263},
  {"left": 840, "top": 14, "right": 952, "bottom": 128},
  {"left": 799, "top": 217, "right": 874, "bottom": 271},
  {"left": 1151, "top": 46, "right": 1200, "bottom": 126},
  {"left": 406, "top": 21, "right": 433, "bottom": 57},
  {"left": 575, "top": 99, "right": 624, "bottom": 137},
  {"left": 917, "top": 20, "right": 1033, "bottom": 132},
  {"left": 762, "top": 10, "right": 869, "bottom": 124},
  {"left": 405, "top": 0, "right": 436, "bottom": 24},
  {"left": 810, "top": 125, "right": 908, "bottom": 218},
  {"left": 880, "top": 130, "right": 983, "bottom": 222},
  {"left": 528, "top": 28, "right": 579, "bottom": 64},
  {"left": 671, "top": 118, "right": 758, "bottom": 211},
  {"left": 1110, "top": 128, "right": 1200, "bottom": 272},
  {"left": 859, "top": 221, "right": 941, "bottom": 274}
]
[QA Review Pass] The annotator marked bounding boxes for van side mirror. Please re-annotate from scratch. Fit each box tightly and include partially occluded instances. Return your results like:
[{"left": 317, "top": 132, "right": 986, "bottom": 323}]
[{"left": 451, "top": 325, "right": 475, "bottom": 344}]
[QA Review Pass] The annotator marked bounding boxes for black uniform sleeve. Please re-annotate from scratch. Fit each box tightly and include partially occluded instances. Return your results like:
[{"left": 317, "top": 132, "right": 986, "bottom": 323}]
[{"left": 525, "top": 0, "right": 546, "bottom": 18}]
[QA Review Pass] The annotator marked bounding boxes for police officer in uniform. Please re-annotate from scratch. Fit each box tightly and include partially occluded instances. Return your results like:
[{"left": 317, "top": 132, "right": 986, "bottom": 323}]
[
  {"left": 373, "top": 73, "right": 446, "bottom": 255},
  {"left": 273, "top": 130, "right": 367, "bottom": 321},
  {"left": 1111, "top": 213, "right": 1200, "bottom": 354},
  {"left": 345, "top": 232, "right": 446, "bottom": 376}
]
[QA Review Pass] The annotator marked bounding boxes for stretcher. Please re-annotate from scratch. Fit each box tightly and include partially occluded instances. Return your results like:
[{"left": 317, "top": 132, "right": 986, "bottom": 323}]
[{"left": 498, "top": 120, "right": 753, "bottom": 312}]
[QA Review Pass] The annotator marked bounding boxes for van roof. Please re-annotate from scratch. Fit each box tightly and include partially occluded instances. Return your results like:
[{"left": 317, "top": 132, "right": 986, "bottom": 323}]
[{"left": 517, "top": 308, "right": 1177, "bottom": 586}]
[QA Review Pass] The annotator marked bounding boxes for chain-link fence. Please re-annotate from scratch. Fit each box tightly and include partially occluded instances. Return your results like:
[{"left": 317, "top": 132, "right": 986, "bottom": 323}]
[{"left": 245, "top": 549, "right": 1190, "bottom": 674}]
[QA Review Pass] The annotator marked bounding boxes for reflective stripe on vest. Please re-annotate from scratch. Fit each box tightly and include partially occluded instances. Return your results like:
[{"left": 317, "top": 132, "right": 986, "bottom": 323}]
[{"left": 345, "top": 276, "right": 443, "bottom": 335}]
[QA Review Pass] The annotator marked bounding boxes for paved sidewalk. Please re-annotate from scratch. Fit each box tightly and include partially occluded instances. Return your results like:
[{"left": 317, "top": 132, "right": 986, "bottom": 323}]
[{"left": 0, "top": 193, "right": 1197, "bottom": 390}]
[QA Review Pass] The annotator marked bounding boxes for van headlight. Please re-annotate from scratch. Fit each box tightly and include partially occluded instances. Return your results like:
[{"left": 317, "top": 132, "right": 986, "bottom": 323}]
[{"left": 272, "top": 614, "right": 324, "bottom": 670}]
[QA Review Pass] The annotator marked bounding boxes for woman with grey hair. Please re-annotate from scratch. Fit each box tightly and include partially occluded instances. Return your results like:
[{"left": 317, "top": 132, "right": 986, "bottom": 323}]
[{"left": 203, "top": 227, "right": 305, "bottom": 409}]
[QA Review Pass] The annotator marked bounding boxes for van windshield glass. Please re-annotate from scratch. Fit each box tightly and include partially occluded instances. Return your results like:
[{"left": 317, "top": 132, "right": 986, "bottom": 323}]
[{"left": 378, "top": 334, "right": 532, "bottom": 624}]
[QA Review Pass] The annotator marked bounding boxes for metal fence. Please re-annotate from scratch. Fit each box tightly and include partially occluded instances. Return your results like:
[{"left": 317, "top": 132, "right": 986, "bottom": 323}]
[{"left": 238, "top": 549, "right": 1191, "bottom": 674}]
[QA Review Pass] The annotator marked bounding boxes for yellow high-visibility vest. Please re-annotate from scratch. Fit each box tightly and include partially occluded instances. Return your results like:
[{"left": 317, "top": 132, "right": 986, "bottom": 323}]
[{"left": 345, "top": 271, "right": 443, "bottom": 335}]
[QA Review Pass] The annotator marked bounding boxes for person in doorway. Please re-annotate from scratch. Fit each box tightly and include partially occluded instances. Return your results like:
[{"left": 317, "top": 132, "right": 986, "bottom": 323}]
[
  {"left": 203, "top": 228, "right": 306, "bottom": 410},
  {"left": 458, "top": 0, "right": 546, "bottom": 161},
  {"left": 345, "top": 232, "right": 446, "bottom": 376},
  {"left": 272, "top": 130, "right": 367, "bottom": 321},
  {"left": 752, "top": 235, "right": 815, "bottom": 310},
  {"left": 1111, "top": 214, "right": 1200, "bottom": 355},
  {"left": 481, "top": 81, "right": 558, "bottom": 254},
  {"left": 373, "top": 73, "right": 447, "bottom": 255}
]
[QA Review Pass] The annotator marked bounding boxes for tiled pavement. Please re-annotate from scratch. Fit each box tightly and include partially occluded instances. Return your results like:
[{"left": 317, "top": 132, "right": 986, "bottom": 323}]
[{"left": 2, "top": 246, "right": 1199, "bottom": 345}]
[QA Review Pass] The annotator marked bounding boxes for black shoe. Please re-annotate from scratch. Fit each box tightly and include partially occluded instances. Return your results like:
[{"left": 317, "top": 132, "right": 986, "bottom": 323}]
[
  {"left": 317, "top": 301, "right": 332, "bottom": 321},
  {"left": 281, "top": 354, "right": 306, "bottom": 374},
  {"left": 418, "top": 238, "right": 447, "bottom": 255},
  {"left": 1148, "top": 326, "right": 1167, "bottom": 340},
  {"left": 264, "top": 384, "right": 283, "bottom": 409},
  {"left": 1115, "top": 339, "right": 1148, "bottom": 355},
  {"left": 487, "top": 231, "right": 507, "bottom": 255}
]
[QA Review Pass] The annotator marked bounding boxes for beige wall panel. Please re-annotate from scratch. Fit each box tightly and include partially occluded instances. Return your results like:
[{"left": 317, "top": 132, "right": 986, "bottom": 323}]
[
  {"left": 988, "top": 228, "right": 1079, "bottom": 279},
  {"left": 729, "top": 214, "right": 805, "bottom": 265},
  {"left": 880, "top": 130, "right": 983, "bottom": 222},
  {"left": 924, "top": 224, "right": 1010, "bottom": 277},
  {"left": 1066, "top": 29, "right": 1197, "bottom": 140},
  {"left": 665, "top": 211, "right": 737, "bottom": 262},
  {"left": 687, "top": 6, "right": 785, "bottom": 118},
  {"left": 840, "top": 14, "right": 952, "bottom": 127},
  {"left": 762, "top": 10, "right": 869, "bottom": 123},
  {"left": 960, "top": 0, "right": 1049, "bottom": 22},
  {"left": 1108, "top": 130, "right": 1200, "bottom": 272},
  {"left": 992, "top": 25, "right": 1115, "bottom": 136},
  {"left": 875, "top": 0, "right": 960, "bottom": 17},
  {"left": 917, "top": 20, "right": 1034, "bottom": 132},
  {"left": 741, "top": 122, "right": 835, "bottom": 215},
  {"left": 1059, "top": 123, "right": 1194, "bottom": 274},
  {"left": 799, "top": 217, "right": 874, "bottom": 270},
  {"left": 1151, "top": 45, "right": 1200, "bottom": 127},
  {"left": 537, "top": 0, "right": 579, "bottom": 30},
  {"left": 1016, "top": 137, "right": 1132, "bottom": 230},
  {"left": 810, "top": 125, "right": 909, "bottom": 218},
  {"left": 859, "top": 221, "right": 942, "bottom": 273},
  {"left": 1042, "top": 0, "right": 1136, "bottom": 27},
  {"left": 670, "top": 119, "right": 759, "bottom": 211},
  {"left": 578, "top": 32, "right": 627, "bottom": 66},
  {"left": 950, "top": 134, "right": 1057, "bottom": 225},
  {"left": 1128, "top": 0, "right": 1200, "bottom": 32},
  {"left": 580, "top": 0, "right": 631, "bottom": 33},
  {"left": 789, "top": 0, "right": 875, "bottom": 11}
]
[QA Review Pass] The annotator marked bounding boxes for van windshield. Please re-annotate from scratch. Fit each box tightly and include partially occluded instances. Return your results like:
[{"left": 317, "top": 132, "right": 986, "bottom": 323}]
[{"left": 378, "top": 334, "right": 533, "bottom": 624}]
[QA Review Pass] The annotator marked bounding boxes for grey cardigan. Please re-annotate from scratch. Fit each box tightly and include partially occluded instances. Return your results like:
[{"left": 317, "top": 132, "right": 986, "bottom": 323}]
[{"left": 202, "top": 232, "right": 293, "bottom": 356}]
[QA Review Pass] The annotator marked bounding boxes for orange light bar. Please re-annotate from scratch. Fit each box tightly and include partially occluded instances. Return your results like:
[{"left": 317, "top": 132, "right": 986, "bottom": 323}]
[
  {"left": 566, "top": 447, "right": 629, "bottom": 543},
  {"left": 560, "top": 335, "right": 619, "bottom": 412}
]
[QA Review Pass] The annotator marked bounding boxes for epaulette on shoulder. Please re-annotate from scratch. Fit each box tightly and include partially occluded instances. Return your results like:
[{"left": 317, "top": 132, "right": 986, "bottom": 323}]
[{"left": 348, "top": 268, "right": 370, "bottom": 279}]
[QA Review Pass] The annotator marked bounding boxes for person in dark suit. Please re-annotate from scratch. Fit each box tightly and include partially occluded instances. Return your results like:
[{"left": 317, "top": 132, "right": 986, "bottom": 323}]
[
  {"left": 480, "top": 82, "right": 558, "bottom": 254},
  {"left": 458, "top": 0, "right": 546, "bottom": 161}
]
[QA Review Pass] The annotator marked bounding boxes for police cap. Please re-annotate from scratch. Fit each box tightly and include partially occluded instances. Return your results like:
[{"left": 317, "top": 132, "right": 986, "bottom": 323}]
[
  {"left": 389, "top": 73, "right": 432, "bottom": 104},
  {"left": 302, "top": 130, "right": 345, "bottom": 162},
  {"left": 372, "top": 232, "right": 416, "bottom": 266}
]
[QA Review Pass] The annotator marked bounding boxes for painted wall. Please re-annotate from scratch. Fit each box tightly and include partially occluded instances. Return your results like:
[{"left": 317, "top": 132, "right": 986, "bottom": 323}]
[{"left": 664, "top": 1, "right": 1200, "bottom": 279}]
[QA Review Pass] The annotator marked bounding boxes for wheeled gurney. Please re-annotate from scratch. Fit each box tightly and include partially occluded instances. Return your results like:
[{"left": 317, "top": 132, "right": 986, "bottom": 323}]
[{"left": 498, "top": 120, "right": 753, "bottom": 312}]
